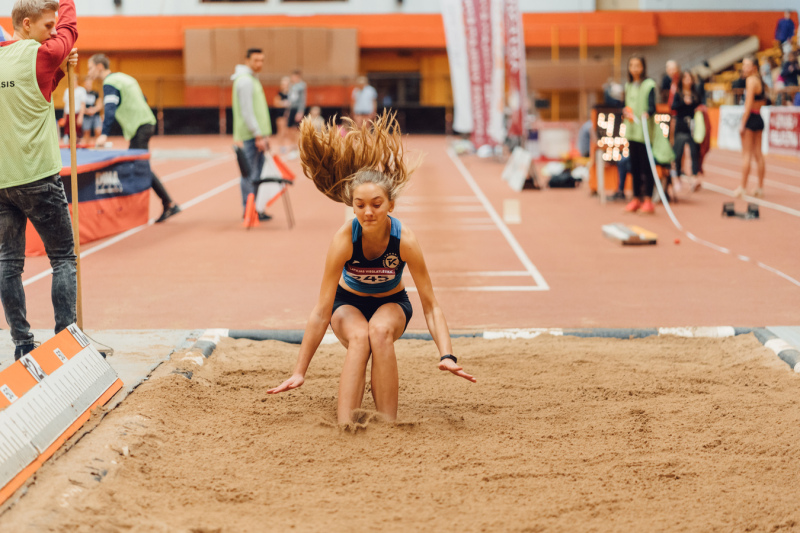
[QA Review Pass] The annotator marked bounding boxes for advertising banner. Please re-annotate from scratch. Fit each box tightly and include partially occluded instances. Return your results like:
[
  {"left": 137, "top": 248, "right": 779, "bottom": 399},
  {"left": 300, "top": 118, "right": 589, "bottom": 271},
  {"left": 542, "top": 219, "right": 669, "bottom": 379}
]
[
  {"left": 441, "top": 0, "right": 474, "bottom": 134},
  {"left": 766, "top": 107, "right": 800, "bottom": 157},
  {"left": 504, "top": 0, "right": 527, "bottom": 139},
  {"left": 463, "top": 0, "right": 493, "bottom": 147},
  {"left": 488, "top": 0, "right": 506, "bottom": 144}
]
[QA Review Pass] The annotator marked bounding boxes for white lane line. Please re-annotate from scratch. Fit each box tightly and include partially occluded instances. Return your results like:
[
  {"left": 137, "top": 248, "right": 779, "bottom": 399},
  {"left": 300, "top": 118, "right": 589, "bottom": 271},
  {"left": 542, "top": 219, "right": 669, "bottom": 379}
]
[
  {"left": 446, "top": 148, "right": 550, "bottom": 291},
  {"left": 395, "top": 205, "right": 485, "bottom": 212},
  {"left": 23, "top": 178, "right": 240, "bottom": 288},
  {"left": 703, "top": 164, "right": 800, "bottom": 194},
  {"left": 406, "top": 285, "right": 545, "bottom": 292},
  {"left": 158, "top": 155, "right": 235, "bottom": 183},
  {"left": 402, "top": 195, "right": 480, "bottom": 202},
  {"left": 701, "top": 182, "right": 800, "bottom": 218}
]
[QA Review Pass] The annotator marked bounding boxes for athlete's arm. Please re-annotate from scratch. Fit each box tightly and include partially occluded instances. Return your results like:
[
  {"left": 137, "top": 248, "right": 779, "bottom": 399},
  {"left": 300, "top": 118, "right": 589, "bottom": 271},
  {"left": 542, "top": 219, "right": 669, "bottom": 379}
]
[
  {"left": 267, "top": 223, "right": 353, "bottom": 394},
  {"left": 36, "top": 0, "right": 77, "bottom": 102},
  {"left": 401, "top": 226, "right": 475, "bottom": 383}
]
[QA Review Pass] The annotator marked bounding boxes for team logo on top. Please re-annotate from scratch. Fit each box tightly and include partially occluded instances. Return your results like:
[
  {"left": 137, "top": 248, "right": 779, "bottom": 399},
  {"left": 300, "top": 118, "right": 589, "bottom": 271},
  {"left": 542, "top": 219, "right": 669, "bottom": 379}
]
[{"left": 383, "top": 253, "right": 400, "bottom": 269}]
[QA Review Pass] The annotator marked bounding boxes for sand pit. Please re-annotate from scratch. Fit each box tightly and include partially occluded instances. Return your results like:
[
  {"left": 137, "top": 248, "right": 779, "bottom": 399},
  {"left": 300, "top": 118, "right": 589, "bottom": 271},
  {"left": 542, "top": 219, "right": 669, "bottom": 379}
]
[{"left": 2, "top": 333, "right": 800, "bottom": 532}]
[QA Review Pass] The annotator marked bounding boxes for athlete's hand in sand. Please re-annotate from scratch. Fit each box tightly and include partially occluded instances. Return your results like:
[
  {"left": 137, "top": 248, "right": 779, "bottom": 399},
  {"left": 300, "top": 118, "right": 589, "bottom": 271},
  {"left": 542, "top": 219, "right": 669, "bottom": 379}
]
[
  {"left": 438, "top": 359, "right": 476, "bottom": 383},
  {"left": 267, "top": 374, "right": 305, "bottom": 394},
  {"left": 60, "top": 48, "right": 78, "bottom": 73}
]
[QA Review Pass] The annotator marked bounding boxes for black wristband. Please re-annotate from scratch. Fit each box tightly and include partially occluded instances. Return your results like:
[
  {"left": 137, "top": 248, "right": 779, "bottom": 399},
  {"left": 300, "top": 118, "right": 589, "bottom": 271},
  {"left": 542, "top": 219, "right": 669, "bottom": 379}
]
[{"left": 440, "top": 354, "right": 457, "bottom": 364}]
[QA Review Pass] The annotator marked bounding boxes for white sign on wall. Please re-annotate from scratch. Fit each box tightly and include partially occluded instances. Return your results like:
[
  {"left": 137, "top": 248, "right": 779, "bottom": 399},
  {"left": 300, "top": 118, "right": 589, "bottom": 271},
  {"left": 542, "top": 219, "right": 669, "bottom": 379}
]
[{"left": 717, "top": 105, "right": 771, "bottom": 154}]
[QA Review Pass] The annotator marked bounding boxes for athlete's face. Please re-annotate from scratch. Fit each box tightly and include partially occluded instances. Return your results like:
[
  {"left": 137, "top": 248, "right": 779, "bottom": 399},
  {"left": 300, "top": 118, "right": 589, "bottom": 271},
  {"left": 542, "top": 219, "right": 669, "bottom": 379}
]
[
  {"left": 352, "top": 183, "right": 393, "bottom": 227},
  {"left": 23, "top": 10, "right": 57, "bottom": 43}
]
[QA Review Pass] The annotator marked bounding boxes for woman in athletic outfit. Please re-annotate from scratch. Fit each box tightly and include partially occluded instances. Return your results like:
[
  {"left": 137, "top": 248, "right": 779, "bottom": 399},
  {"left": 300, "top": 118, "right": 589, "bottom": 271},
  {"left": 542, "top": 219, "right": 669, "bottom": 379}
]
[
  {"left": 267, "top": 111, "right": 475, "bottom": 424},
  {"left": 736, "top": 56, "right": 766, "bottom": 198}
]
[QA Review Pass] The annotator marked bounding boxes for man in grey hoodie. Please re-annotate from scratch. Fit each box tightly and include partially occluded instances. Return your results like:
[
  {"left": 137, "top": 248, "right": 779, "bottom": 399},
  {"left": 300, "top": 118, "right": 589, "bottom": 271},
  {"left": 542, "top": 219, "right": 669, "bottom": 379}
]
[{"left": 231, "top": 48, "right": 272, "bottom": 219}]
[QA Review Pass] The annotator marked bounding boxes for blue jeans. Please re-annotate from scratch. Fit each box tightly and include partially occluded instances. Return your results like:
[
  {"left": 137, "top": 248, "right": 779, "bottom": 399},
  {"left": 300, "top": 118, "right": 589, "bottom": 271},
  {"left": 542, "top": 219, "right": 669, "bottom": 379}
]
[
  {"left": 617, "top": 156, "right": 630, "bottom": 192},
  {"left": 0, "top": 175, "right": 77, "bottom": 345},
  {"left": 241, "top": 139, "right": 265, "bottom": 209}
]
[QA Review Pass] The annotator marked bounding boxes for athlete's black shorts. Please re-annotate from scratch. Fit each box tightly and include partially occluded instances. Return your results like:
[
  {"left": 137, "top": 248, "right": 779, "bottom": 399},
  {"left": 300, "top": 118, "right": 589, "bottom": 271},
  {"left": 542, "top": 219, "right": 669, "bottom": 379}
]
[
  {"left": 745, "top": 112, "right": 764, "bottom": 132},
  {"left": 332, "top": 285, "right": 413, "bottom": 331}
]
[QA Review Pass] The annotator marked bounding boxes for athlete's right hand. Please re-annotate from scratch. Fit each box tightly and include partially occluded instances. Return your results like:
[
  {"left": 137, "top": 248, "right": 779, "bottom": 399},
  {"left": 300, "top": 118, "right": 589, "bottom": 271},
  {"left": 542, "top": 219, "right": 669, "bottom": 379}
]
[{"left": 267, "top": 374, "right": 304, "bottom": 394}]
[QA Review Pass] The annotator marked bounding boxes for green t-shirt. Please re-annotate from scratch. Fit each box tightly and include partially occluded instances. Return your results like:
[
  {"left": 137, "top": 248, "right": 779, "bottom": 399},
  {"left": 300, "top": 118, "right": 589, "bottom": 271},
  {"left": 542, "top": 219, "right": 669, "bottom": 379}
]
[
  {"left": 0, "top": 40, "right": 62, "bottom": 189},
  {"left": 232, "top": 73, "right": 272, "bottom": 142},
  {"left": 103, "top": 72, "right": 156, "bottom": 141}
]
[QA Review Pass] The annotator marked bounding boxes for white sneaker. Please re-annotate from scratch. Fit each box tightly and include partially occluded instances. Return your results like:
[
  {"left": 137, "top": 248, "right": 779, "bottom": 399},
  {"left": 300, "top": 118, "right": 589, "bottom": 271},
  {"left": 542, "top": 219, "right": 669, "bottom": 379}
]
[
  {"left": 752, "top": 187, "right": 764, "bottom": 198},
  {"left": 733, "top": 186, "right": 744, "bottom": 198}
]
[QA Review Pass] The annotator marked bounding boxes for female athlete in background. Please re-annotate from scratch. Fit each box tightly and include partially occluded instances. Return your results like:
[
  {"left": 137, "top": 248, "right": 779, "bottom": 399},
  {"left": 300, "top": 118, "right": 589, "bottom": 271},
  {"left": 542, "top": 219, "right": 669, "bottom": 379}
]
[
  {"left": 736, "top": 56, "right": 766, "bottom": 198},
  {"left": 267, "top": 111, "right": 475, "bottom": 424}
]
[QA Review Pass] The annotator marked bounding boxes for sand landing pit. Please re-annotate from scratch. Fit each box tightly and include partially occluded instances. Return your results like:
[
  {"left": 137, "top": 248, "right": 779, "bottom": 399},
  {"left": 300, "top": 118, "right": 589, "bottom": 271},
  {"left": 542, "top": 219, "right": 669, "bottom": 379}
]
[{"left": 2, "top": 334, "right": 800, "bottom": 531}]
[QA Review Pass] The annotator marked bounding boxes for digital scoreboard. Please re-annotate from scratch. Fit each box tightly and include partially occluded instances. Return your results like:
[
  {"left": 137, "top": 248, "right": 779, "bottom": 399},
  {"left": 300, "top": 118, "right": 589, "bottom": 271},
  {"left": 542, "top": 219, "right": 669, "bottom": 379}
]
[{"left": 594, "top": 107, "right": 672, "bottom": 163}]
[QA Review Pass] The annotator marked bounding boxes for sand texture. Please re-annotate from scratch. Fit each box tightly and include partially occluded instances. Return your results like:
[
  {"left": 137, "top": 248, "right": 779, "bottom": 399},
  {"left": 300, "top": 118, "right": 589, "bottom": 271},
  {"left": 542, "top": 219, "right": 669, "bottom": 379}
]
[{"left": 2, "top": 334, "right": 800, "bottom": 532}]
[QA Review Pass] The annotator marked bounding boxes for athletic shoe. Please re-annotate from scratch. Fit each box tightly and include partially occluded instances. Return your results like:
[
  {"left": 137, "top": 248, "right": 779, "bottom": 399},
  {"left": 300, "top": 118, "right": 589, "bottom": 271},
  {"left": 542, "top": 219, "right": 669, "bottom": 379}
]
[
  {"left": 691, "top": 178, "right": 702, "bottom": 192},
  {"left": 752, "top": 187, "right": 764, "bottom": 198},
  {"left": 611, "top": 191, "right": 627, "bottom": 202},
  {"left": 624, "top": 198, "right": 641, "bottom": 212},
  {"left": 733, "top": 186, "right": 744, "bottom": 198},
  {"left": 673, "top": 176, "right": 683, "bottom": 193},
  {"left": 155, "top": 204, "right": 181, "bottom": 223},
  {"left": 257, "top": 212, "right": 272, "bottom": 221},
  {"left": 14, "top": 342, "right": 37, "bottom": 361},
  {"left": 640, "top": 198, "right": 655, "bottom": 214}
]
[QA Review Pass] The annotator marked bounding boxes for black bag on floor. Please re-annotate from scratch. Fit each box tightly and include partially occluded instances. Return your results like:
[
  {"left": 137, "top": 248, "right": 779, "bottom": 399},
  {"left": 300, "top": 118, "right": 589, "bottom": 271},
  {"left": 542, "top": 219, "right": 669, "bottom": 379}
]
[{"left": 548, "top": 171, "right": 577, "bottom": 188}]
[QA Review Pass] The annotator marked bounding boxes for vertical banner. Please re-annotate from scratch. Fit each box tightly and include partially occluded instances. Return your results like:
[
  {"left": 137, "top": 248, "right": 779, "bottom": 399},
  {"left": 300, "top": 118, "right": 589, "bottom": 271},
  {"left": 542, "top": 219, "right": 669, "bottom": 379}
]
[
  {"left": 463, "top": 0, "right": 494, "bottom": 148},
  {"left": 504, "top": 0, "right": 527, "bottom": 139},
  {"left": 441, "top": 0, "right": 474, "bottom": 134},
  {"left": 488, "top": 0, "right": 506, "bottom": 144},
  {"left": 767, "top": 107, "right": 800, "bottom": 157}
]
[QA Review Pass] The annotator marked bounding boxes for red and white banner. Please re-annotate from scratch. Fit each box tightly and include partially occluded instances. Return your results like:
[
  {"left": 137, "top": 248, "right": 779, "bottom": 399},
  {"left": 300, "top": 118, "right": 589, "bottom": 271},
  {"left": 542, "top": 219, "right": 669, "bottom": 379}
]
[
  {"left": 441, "top": 0, "right": 473, "bottom": 134},
  {"left": 463, "top": 0, "right": 493, "bottom": 148},
  {"left": 767, "top": 107, "right": 800, "bottom": 157},
  {"left": 488, "top": 0, "right": 506, "bottom": 144},
  {"left": 504, "top": 0, "right": 527, "bottom": 139}
]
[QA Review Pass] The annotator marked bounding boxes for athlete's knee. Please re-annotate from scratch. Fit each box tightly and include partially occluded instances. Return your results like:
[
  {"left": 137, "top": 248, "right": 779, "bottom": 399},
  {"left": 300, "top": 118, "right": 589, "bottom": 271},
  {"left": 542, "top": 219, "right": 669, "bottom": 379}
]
[
  {"left": 347, "top": 327, "right": 370, "bottom": 348},
  {"left": 368, "top": 321, "right": 396, "bottom": 347}
]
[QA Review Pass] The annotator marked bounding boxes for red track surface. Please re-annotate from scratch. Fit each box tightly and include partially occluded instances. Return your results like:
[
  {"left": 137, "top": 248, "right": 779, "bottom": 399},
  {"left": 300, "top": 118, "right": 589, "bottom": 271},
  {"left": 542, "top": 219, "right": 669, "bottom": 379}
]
[{"left": 7, "top": 135, "right": 799, "bottom": 332}]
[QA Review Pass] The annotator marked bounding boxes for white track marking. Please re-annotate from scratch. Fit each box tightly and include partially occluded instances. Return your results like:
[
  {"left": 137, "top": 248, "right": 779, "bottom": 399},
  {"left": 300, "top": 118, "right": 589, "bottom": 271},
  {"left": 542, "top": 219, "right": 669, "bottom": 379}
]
[
  {"left": 700, "top": 182, "right": 800, "bottom": 218},
  {"left": 23, "top": 178, "right": 240, "bottom": 288},
  {"left": 703, "top": 164, "right": 800, "bottom": 194},
  {"left": 446, "top": 148, "right": 549, "bottom": 291},
  {"left": 158, "top": 155, "right": 235, "bottom": 183},
  {"left": 406, "top": 285, "right": 544, "bottom": 292}
]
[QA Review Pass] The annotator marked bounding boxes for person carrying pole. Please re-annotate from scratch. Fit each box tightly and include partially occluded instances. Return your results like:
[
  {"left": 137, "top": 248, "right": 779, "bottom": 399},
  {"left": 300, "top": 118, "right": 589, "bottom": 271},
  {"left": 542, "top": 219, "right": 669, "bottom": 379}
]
[
  {"left": 88, "top": 53, "right": 181, "bottom": 223},
  {"left": 0, "top": 0, "right": 79, "bottom": 360}
]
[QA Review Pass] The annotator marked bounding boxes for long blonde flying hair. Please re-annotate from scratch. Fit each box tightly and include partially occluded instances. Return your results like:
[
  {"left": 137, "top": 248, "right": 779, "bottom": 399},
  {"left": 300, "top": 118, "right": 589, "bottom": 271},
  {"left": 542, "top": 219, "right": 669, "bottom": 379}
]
[{"left": 298, "top": 110, "right": 416, "bottom": 206}]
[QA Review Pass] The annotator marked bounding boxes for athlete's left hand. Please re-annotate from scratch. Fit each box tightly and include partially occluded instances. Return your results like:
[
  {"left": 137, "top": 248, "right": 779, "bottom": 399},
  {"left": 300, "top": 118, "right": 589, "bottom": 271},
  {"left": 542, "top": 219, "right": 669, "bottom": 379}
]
[{"left": 438, "top": 359, "right": 476, "bottom": 383}]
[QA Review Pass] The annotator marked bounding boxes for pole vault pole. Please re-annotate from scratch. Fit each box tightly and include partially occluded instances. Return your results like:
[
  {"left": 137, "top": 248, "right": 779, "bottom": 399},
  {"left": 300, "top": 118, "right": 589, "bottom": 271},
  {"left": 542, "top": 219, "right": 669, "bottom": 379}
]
[{"left": 67, "top": 60, "right": 83, "bottom": 329}]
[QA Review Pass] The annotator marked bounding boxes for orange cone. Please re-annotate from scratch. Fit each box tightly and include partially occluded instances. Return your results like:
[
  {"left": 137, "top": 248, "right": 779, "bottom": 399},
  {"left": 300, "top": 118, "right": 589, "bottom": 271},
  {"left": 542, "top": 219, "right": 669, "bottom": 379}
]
[{"left": 243, "top": 193, "right": 259, "bottom": 228}]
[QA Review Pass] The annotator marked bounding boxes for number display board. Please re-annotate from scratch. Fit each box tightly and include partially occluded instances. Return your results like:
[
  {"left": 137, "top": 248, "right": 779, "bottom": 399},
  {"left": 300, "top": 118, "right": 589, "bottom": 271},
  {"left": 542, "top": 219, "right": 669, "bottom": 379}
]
[{"left": 594, "top": 106, "right": 672, "bottom": 163}]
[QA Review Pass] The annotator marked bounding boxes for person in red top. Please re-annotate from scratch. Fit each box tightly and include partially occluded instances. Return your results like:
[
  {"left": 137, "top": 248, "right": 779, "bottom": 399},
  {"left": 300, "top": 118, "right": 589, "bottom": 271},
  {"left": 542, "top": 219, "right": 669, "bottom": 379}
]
[
  {"left": 0, "top": 0, "right": 78, "bottom": 361},
  {"left": 1, "top": 0, "right": 77, "bottom": 103}
]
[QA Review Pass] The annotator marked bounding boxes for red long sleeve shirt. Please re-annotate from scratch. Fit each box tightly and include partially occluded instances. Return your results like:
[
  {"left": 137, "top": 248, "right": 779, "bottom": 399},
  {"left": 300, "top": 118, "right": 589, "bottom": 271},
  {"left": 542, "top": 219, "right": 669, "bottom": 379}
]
[{"left": 0, "top": 0, "right": 77, "bottom": 103}]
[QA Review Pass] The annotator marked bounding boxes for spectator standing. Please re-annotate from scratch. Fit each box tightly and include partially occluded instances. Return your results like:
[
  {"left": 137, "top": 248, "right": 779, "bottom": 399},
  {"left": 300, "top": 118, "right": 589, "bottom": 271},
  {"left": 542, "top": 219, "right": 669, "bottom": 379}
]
[
  {"left": 781, "top": 50, "right": 799, "bottom": 87},
  {"left": 273, "top": 75, "right": 290, "bottom": 153},
  {"left": 231, "top": 48, "right": 273, "bottom": 221},
  {"left": 671, "top": 70, "right": 702, "bottom": 188},
  {"left": 61, "top": 82, "right": 85, "bottom": 143},
  {"left": 0, "top": 0, "right": 78, "bottom": 360},
  {"left": 736, "top": 56, "right": 766, "bottom": 199},
  {"left": 81, "top": 78, "right": 101, "bottom": 144},
  {"left": 88, "top": 53, "right": 181, "bottom": 222},
  {"left": 351, "top": 76, "right": 378, "bottom": 127},
  {"left": 660, "top": 60, "right": 680, "bottom": 106},
  {"left": 623, "top": 54, "right": 658, "bottom": 214},
  {"left": 775, "top": 10, "right": 796, "bottom": 55}
]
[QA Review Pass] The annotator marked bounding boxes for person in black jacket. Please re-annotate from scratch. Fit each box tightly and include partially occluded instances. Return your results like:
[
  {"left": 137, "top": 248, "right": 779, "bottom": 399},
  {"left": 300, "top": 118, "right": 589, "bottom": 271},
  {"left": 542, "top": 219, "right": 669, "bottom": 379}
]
[{"left": 671, "top": 70, "right": 701, "bottom": 189}]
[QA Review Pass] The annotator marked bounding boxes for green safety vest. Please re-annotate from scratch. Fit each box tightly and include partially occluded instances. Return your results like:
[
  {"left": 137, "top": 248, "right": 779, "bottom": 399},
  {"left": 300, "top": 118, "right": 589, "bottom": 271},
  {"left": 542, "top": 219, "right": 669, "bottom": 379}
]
[
  {"left": 232, "top": 73, "right": 272, "bottom": 142},
  {"left": 103, "top": 72, "right": 156, "bottom": 141},
  {"left": 0, "top": 40, "right": 62, "bottom": 189},
  {"left": 624, "top": 78, "right": 675, "bottom": 164}
]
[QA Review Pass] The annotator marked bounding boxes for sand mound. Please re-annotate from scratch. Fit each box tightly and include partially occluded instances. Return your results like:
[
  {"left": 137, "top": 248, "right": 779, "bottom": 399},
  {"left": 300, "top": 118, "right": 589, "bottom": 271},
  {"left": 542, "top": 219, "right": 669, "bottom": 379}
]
[{"left": 3, "top": 334, "right": 800, "bottom": 532}]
